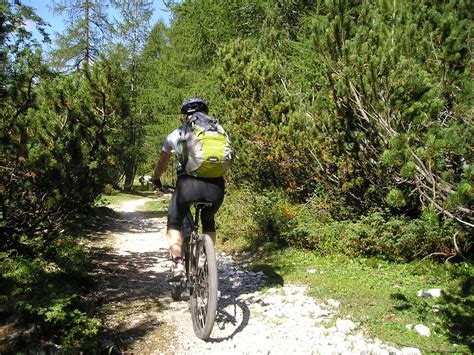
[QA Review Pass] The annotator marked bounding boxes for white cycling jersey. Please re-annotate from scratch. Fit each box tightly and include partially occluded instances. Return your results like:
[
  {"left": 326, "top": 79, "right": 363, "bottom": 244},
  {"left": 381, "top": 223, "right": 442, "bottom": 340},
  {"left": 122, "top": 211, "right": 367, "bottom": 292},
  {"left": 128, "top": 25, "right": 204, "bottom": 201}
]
[{"left": 162, "top": 128, "right": 181, "bottom": 154}]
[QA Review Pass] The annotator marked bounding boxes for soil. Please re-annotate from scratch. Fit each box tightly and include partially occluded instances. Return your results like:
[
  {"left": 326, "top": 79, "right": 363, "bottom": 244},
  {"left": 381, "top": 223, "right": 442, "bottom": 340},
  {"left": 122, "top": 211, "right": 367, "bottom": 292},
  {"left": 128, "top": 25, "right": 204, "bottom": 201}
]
[{"left": 91, "top": 196, "right": 417, "bottom": 355}]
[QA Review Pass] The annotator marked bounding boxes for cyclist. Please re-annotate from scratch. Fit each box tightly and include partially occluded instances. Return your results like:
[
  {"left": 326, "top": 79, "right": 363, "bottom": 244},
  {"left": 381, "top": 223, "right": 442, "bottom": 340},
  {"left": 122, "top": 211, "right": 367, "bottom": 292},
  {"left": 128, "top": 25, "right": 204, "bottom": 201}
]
[{"left": 152, "top": 98, "right": 225, "bottom": 281}]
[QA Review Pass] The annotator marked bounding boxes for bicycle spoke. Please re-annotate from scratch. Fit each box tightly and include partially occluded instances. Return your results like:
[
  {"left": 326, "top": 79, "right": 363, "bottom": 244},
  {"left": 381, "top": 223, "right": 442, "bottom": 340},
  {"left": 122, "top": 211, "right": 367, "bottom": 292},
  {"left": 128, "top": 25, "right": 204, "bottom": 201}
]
[
  {"left": 195, "top": 253, "right": 209, "bottom": 325},
  {"left": 198, "top": 303, "right": 206, "bottom": 327}
]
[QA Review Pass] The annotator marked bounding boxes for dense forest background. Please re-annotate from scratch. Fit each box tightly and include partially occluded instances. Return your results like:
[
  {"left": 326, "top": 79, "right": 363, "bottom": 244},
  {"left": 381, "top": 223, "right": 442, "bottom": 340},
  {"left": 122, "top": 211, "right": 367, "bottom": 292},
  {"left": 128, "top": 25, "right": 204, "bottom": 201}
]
[{"left": 1, "top": 0, "right": 472, "bottom": 350}]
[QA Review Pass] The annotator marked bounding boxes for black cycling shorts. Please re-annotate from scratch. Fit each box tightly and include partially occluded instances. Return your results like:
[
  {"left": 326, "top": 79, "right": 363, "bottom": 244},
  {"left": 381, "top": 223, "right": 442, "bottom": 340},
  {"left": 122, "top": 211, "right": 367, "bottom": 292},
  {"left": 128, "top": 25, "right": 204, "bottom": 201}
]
[{"left": 167, "top": 174, "right": 225, "bottom": 233}]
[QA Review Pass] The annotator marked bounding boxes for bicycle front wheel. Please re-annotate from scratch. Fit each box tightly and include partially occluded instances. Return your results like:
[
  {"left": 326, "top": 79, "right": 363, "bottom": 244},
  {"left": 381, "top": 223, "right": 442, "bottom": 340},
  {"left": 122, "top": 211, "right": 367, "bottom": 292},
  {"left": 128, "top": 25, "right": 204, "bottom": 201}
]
[{"left": 190, "top": 234, "right": 218, "bottom": 340}]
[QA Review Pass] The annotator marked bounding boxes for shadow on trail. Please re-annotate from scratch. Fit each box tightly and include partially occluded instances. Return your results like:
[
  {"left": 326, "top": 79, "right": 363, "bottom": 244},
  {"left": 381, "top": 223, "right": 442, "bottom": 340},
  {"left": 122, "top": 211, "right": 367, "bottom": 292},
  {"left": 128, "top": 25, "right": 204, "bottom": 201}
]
[
  {"left": 208, "top": 260, "right": 284, "bottom": 343},
  {"left": 91, "top": 208, "right": 167, "bottom": 236},
  {"left": 90, "top": 205, "right": 285, "bottom": 350},
  {"left": 89, "top": 205, "right": 173, "bottom": 353},
  {"left": 93, "top": 250, "right": 170, "bottom": 303},
  {"left": 212, "top": 299, "right": 250, "bottom": 342},
  {"left": 92, "top": 245, "right": 173, "bottom": 353}
]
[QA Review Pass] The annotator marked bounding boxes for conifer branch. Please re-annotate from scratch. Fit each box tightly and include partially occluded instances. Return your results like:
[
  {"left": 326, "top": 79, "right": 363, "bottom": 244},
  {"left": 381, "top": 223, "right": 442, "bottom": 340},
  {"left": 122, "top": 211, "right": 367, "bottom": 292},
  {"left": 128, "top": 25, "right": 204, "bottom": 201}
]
[{"left": 348, "top": 80, "right": 473, "bottom": 228}]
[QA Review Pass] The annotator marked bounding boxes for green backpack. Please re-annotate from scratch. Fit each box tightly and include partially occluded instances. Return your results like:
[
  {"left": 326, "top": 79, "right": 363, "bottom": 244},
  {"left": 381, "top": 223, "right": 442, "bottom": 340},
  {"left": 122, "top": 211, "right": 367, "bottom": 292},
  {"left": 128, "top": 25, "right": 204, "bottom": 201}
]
[{"left": 176, "top": 112, "right": 233, "bottom": 178}]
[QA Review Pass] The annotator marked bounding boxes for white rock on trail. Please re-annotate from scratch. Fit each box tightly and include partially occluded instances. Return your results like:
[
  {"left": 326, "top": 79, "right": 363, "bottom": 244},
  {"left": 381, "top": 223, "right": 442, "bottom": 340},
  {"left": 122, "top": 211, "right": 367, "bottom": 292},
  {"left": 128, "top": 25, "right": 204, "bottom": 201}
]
[
  {"left": 336, "top": 318, "right": 357, "bottom": 334},
  {"left": 414, "top": 324, "right": 431, "bottom": 337},
  {"left": 401, "top": 347, "right": 422, "bottom": 355},
  {"left": 417, "top": 288, "right": 443, "bottom": 298}
]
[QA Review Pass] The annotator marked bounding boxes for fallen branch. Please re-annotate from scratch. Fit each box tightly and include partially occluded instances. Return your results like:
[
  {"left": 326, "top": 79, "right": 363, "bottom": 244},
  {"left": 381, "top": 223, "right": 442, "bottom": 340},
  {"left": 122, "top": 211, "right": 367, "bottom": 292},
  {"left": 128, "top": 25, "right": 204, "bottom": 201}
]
[{"left": 422, "top": 252, "right": 454, "bottom": 261}]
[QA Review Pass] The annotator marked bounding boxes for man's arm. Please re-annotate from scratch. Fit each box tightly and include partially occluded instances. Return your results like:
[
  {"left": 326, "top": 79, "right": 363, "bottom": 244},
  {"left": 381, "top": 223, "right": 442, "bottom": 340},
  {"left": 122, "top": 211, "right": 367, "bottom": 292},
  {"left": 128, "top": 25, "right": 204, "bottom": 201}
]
[{"left": 153, "top": 150, "right": 172, "bottom": 181}]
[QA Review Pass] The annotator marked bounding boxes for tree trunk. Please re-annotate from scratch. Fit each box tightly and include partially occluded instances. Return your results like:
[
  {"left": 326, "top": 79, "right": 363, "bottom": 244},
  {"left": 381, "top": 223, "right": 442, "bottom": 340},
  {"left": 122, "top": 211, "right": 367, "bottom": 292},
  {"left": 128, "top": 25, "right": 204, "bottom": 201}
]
[
  {"left": 84, "top": 0, "right": 90, "bottom": 69},
  {"left": 123, "top": 164, "right": 136, "bottom": 191},
  {"left": 123, "top": 124, "right": 137, "bottom": 191}
]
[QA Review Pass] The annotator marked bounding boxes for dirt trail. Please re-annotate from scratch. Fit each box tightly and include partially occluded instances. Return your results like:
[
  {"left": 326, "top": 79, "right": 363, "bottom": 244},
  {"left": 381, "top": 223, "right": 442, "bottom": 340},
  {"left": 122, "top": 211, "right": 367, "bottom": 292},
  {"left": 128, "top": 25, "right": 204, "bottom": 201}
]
[
  {"left": 92, "top": 195, "right": 268, "bottom": 354},
  {"left": 94, "top": 195, "right": 247, "bottom": 353},
  {"left": 92, "top": 196, "right": 414, "bottom": 355},
  {"left": 92, "top": 196, "right": 177, "bottom": 353}
]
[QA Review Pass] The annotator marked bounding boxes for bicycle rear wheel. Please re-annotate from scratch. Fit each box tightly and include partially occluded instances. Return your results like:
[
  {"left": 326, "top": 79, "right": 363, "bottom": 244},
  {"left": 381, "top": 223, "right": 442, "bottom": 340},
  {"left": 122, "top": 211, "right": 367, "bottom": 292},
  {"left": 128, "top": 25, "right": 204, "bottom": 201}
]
[{"left": 190, "top": 234, "right": 218, "bottom": 340}]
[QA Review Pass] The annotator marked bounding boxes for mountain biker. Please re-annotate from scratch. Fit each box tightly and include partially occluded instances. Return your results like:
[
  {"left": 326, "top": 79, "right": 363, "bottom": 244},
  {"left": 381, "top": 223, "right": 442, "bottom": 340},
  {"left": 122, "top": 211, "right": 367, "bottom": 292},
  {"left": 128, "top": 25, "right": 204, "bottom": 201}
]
[{"left": 152, "top": 98, "right": 225, "bottom": 281}]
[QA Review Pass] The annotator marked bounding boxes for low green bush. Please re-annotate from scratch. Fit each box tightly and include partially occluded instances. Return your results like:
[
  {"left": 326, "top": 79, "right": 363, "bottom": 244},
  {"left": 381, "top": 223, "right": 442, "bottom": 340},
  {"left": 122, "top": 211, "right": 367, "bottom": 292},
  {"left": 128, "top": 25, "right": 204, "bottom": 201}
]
[
  {"left": 217, "top": 185, "right": 258, "bottom": 245},
  {"left": 103, "top": 184, "right": 116, "bottom": 195},
  {"left": 0, "top": 235, "right": 100, "bottom": 352},
  {"left": 219, "top": 187, "right": 471, "bottom": 261},
  {"left": 304, "top": 211, "right": 466, "bottom": 261},
  {"left": 218, "top": 187, "right": 301, "bottom": 250}
]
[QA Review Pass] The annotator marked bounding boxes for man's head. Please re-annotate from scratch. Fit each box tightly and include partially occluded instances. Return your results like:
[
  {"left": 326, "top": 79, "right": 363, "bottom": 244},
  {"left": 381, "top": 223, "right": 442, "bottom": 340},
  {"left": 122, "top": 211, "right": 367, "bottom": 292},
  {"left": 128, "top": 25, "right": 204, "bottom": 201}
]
[{"left": 180, "top": 98, "right": 208, "bottom": 116}]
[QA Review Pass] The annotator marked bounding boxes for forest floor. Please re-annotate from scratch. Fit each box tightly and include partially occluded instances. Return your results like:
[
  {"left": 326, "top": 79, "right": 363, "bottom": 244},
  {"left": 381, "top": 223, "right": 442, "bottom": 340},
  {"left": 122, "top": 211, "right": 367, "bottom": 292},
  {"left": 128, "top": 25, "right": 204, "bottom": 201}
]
[{"left": 91, "top": 195, "right": 420, "bottom": 354}]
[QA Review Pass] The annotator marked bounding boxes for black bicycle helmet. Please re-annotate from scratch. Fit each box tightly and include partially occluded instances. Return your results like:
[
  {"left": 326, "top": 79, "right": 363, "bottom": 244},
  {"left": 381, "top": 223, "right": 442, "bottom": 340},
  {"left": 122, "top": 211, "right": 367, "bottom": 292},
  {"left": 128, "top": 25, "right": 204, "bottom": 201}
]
[{"left": 180, "top": 98, "right": 209, "bottom": 115}]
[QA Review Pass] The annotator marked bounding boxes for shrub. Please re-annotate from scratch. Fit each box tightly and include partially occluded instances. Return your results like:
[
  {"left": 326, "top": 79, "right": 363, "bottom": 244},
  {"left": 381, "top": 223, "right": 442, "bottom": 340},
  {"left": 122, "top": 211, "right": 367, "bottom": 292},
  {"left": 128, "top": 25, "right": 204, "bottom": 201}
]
[
  {"left": 217, "top": 186, "right": 301, "bottom": 250},
  {"left": 299, "top": 210, "right": 467, "bottom": 261},
  {"left": 103, "top": 184, "right": 115, "bottom": 195},
  {"left": 220, "top": 187, "right": 471, "bottom": 261},
  {"left": 217, "top": 185, "right": 258, "bottom": 244},
  {"left": 0, "top": 235, "right": 100, "bottom": 352}
]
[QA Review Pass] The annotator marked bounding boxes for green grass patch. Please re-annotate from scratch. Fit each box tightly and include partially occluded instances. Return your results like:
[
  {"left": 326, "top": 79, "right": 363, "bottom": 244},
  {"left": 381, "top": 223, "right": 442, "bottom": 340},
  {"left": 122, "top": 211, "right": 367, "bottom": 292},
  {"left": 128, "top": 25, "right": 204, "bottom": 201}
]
[
  {"left": 250, "top": 248, "right": 473, "bottom": 353},
  {"left": 97, "top": 190, "right": 158, "bottom": 207},
  {"left": 136, "top": 199, "right": 168, "bottom": 213}
]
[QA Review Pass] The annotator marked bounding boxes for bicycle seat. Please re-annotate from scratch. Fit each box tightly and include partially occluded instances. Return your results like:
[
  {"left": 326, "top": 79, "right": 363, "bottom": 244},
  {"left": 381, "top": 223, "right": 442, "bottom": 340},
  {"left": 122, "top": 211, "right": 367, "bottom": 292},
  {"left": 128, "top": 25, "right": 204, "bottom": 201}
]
[{"left": 192, "top": 202, "right": 213, "bottom": 209}]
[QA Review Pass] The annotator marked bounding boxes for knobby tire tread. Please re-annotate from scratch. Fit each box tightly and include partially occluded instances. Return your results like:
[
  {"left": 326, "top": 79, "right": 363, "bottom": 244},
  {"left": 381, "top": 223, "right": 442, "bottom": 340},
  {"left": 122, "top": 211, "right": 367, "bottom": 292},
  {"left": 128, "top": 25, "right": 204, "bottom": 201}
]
[{"left": 190, "top": 234, "right": 218, "bottom": 340}]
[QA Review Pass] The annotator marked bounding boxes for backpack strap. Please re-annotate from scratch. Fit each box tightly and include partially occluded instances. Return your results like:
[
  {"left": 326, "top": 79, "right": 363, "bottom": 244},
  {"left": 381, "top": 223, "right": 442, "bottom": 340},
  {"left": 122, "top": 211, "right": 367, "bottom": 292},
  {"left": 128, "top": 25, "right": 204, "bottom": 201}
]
[{"left": 190, "top": 112, "right": 220, "bottom": 136}]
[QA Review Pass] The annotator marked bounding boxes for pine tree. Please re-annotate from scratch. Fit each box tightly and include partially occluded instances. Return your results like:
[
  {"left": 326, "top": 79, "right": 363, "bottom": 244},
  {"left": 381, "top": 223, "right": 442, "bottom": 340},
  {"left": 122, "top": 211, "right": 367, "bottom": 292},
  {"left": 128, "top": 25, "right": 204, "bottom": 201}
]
[
  {"left": 1, "top": 0, "right": 49, "bottom": 244},
  {"left": 111, "top": 0, "right": 153, "bottom": 190},
  {"left": 294, "top": 0, "right": 473, "bottom": 224},
  {"left": 52, "top": 0, "right": 113, "bottom": 70}
]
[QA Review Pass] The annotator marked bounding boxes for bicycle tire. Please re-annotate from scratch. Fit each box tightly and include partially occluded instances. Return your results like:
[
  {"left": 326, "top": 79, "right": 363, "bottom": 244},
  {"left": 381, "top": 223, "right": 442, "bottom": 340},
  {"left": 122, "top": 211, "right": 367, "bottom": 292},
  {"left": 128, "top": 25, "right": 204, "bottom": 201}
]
[{"left": 190, "top": 234, "right": 218, "bottom": 340}]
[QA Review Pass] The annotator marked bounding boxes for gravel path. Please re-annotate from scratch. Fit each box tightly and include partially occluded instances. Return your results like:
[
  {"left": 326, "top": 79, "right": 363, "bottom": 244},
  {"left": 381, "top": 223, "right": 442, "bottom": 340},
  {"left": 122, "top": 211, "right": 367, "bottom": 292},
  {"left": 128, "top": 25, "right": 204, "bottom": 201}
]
[{"left": 94, "top": 197, "right": 421, "bottom": 354}]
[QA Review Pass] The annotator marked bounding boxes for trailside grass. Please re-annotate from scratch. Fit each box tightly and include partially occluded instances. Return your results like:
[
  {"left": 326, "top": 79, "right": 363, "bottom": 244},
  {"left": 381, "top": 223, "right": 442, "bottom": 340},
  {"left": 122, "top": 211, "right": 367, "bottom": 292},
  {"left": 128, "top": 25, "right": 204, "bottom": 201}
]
[
  {"left": 97, "top": 183, "right": 158, "bottom": 207},
  {"left": 249, "top": 248, "right": 473, "bottom": 354},
  {"left": 136, "top": 199, "right": 168, "bottom": 214}
]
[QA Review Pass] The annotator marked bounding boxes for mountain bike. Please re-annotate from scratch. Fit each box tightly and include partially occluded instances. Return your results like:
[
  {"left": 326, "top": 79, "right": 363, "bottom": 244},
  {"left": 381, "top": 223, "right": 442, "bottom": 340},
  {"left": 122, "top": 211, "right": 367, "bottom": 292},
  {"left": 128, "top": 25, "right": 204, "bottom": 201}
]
[{"left": 169, "top": 202, "right": 218, "bottom": 340}]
